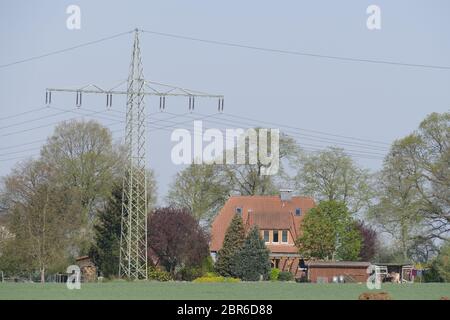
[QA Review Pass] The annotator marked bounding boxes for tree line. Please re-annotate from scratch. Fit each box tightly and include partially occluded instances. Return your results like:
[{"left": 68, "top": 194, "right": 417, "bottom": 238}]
[{"left": 0, "top": 112, "right": 448, "bottom": 282}]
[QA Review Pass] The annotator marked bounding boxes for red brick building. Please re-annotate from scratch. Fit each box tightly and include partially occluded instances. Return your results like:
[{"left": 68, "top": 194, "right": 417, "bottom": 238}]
[
  {"left": 210, "top": 191, "right": 315, "bottom": 278},
  {"left": 306, "top": 261, "right": 370, "bottom": 283}
]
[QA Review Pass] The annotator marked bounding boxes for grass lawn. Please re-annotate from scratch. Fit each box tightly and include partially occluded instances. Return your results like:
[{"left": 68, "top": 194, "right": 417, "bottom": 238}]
[{"left": 0, "top": 281, "right": 449, "bottom": 300}]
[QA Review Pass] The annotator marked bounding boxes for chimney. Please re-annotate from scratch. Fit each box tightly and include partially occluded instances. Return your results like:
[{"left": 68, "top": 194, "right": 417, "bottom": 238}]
[{"left": 279, "top": 189, "right": 293, "bottom": 201}]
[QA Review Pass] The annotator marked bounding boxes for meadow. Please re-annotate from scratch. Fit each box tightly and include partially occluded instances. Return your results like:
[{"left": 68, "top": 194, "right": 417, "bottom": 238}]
[{"left": 0, "top": 281, "right": 449, "bottom": 300}]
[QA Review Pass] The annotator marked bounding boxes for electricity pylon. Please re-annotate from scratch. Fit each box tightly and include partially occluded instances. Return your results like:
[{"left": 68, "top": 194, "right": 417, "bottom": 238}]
[{"left": 45, "top": 28, "right": 224, "bottom": 280}]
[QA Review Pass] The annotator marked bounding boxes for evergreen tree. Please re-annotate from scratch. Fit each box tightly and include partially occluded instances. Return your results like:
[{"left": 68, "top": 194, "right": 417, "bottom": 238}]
[
  {"left": 215, "top": 214, "right": 245, "bottom": 277},
  {"left": 232, "top": 226, "right": 270, "bottom": 281},
  {"left": 89, "top": 184, "right": 122, "bottom": 278}
]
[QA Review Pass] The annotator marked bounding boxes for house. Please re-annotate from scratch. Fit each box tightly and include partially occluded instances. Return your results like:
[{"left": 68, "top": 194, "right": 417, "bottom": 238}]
[{"left": 210, "top": 190, "right": 315, "bottom": 278}]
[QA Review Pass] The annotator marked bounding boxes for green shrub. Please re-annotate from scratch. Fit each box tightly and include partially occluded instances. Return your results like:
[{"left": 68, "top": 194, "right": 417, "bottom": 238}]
[
  {"left": 278, "top": 271, "right": 294, "bottom": 281},
  {"left": 177, "top": 266, "right": 203, "bottom": 281},
  {"left": 177, "top": 256, "right": 217, "bottom": 281},
  {"left": 423, "top": 261, "right": 443, "bottom": 282},
  {"left": 269, "top": 268, "right": 280, "bottom": 281},
  {"left": 205, "top": 272, "right": 218, "bottom": 277},
  {"left": 434, "top": 242, "right": 450, "bottom": 282},
  {"left": 202, "top": 256, "right": 215, "bottom": 273},
  {"left": 148, "top": 266, "right": 172, "bottom": 281},
  {"left": 193, "top": 275, "right": 240, "bottom": 283}
]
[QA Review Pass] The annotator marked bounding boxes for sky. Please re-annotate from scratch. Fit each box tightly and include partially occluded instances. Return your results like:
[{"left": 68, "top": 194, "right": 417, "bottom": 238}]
[{"left": 0, "top": 0, "right": 449, "bottom": 203}]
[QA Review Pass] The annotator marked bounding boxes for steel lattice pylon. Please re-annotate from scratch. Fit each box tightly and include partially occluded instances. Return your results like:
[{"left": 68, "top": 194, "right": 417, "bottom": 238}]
[
  {"left": 45, "top": 28, "right": 224, "bottom": 281},
  {"left": 119, "top": 30, "right": 148, "bottom": 279}
]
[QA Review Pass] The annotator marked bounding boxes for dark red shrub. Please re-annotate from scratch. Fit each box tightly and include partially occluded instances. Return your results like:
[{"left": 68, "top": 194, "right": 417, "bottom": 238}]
[{"left": 147, "top": 207, "right": 209, "bottom": 276}]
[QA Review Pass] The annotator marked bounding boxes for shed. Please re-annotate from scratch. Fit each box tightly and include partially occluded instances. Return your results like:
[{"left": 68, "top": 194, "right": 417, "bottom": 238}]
[
  {"left": 373, "top": 263, "right": 415, "bottom": 283},
  {"left": 75, "top": 256, "right": 97, "bottom": 282},
  {"left": 306, "top": 261, "right": 370, "bottom": 283}
]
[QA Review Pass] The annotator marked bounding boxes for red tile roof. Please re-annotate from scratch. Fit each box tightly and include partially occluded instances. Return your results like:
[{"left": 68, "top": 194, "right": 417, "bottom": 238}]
[{"left": 210, "top": 195, "right": 315, "bottom": 254}]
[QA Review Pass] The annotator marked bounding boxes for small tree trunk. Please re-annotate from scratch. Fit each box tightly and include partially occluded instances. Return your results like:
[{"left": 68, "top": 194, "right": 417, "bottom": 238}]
[{"left": 40, "top": 267, "right": 45, "bottom": 283}]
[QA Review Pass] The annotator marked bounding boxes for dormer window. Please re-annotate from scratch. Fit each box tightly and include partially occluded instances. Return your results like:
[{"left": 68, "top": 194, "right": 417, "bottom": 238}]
[
  {"left": 295, "top": 208, "right": 302, "bottom": 216},
  {"left": 235, "top": 207, "right": 242, "bottom": 215}
]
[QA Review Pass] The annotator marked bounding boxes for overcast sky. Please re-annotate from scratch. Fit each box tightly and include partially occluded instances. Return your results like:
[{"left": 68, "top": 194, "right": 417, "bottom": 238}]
[{"left": 0, "top": 0, "right": 449, "bottom": 203}]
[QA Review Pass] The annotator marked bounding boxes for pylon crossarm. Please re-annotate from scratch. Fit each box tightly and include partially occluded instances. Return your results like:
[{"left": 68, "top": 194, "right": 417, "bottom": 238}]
[{"left": 46, "top": 87, "right": 223, "bottom": 98}]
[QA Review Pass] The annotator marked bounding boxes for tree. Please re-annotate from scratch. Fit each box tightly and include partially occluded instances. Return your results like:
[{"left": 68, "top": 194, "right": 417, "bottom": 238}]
[
  {"left": 0, "top": 119, "right": 157, "bottom": 277},
  {"left": 355, "top": 221, "right": 378, "bottom": 262},
  {"left": 215, "top": 214, "right": 245, "bottom": 277},
  {"left": 89, "top": 178, "right": 156, "bottom": 278},
  {"left": 427, "top": 242, "right": 450, "bottom": 282},
  {"left": 147, "top": 207, "right": 209, "bottom": 276},
  {"left": 89, "top": 184, "right": 122, "bottom": 278},
  {"left": 394, "top": 112, "right": 449, "bottom": 240},
  {"left": 41, "top": 120, "right": 121, "bottom": 213},
  {"left": 296, "top": 200, "right": 362, "bottom": 261},
  {"left": 40, "top": 120, "right": 126, "bottom": 253},
  {"left": 223, "top": 129, "right": 299, "bottom": 196},
  {"left": 232, "top": 226, "right": 270, "bottom": 281},
  {"left": 407, "top": 237, "right": 439, "bottom": 264},
  {"left": 166, "top": 163, "right": 232, "bottom": 225},
  {"left": 1, "top": 160, "right": 82, "bottom": 281},
  {"left": 0, "top": 216, "right": 13, "bottom": 258},
  {"left": 293, "top": 147, "right": 373, "bottom": 214},
  {"left": 368, "top": 140, "right": 424, "bottom": 261}
]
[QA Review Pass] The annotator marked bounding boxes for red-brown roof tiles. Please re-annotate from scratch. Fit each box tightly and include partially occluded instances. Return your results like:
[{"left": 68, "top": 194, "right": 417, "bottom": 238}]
[{"left": 210, "top": 195, "right": 315, "bottom": 254}]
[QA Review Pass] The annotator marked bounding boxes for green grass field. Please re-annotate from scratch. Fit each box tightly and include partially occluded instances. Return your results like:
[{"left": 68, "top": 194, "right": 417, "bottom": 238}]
[{"left": 0, "top": 281, "right": 449, "bottom": 300}]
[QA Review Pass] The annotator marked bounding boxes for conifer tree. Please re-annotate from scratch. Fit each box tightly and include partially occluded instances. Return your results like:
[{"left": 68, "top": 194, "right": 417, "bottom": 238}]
[
  {"left": 89, "top": 184, "right": 122, "bottom": 278},
  {"left": 215, "top": 214, "right": 245, "bottom": 277},
  {"left": 232, "top": 226, "right": 270, "bottom": 281}
]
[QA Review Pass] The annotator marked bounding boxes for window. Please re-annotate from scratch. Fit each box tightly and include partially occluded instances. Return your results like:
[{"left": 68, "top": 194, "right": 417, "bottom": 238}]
[
  {"left": 295, "top": 208, "right": 302, "bottom": 216},
  {"left": 263, "top": 230, "right": 270, "bottom": 243},
  {"left": 273, "top": 230, "right": 279, "bottom": 243},
  {"left": 282, "top": 230, "right": 288, "bottom": 243},
  {"left": 235, "top": 207, "right": 242, "bottom": 215}
]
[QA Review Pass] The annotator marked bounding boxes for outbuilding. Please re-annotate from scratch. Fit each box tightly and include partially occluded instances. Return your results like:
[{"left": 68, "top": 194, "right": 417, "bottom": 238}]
[
  {"left": 75, "top": 256, "right": 97, "bottom": 282},
  {"left": 306, "top": 261, "right": 370, "bottom": 283}
]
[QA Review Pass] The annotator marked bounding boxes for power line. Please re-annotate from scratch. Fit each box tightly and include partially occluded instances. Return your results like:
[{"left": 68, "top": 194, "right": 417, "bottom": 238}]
[
  {"left": 0, "top": 106, "right": 388, "bottom": 158},
  {"left": 218, "top": 112, "right": 390, "bottom": 146},
  {"left": 0, "top": 146, "right": 41, "bottom": 156},
  {"left": 0, "top": 105, "right": 195, "bottom": 148},
  {"left": 167, "top": 111, "right": 389, "bottom": 152},
  {"left": 141, "top": 29, "right": 450, "bottom": 71},
  {"left": 0, "top": 138, "right": 47, "bottom": 151},
  {"left": 47, "top": 105, "right": 195, "bottom": 129},
  {"left": 1, "top": 28, "right": 448, "bottom": 72},
  {"left": 0, "top": 112, "right": 386, "bottom": 162},
  {"left": 0, "top": 30, "right": 133, "bottom": 70},
  {"left": 0, "top": 107, "right": 121, "bottom": 137},
  {"left": 0, "top": 107, "right": 49, "bottom": 121},
  {"left": 0, "top": 108, "right": 78, "bottom": 130}
]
